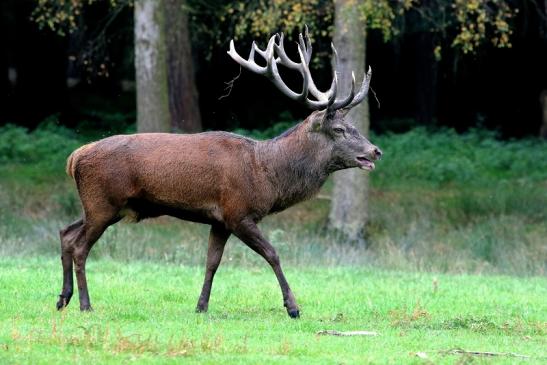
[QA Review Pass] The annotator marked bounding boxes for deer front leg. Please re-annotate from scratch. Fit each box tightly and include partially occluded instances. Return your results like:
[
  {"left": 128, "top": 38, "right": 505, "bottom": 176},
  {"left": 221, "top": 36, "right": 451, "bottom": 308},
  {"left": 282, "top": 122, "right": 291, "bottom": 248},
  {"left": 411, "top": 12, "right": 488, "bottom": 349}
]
[
  {"left": 196, "top": 224, "right": 230, "bottom": 313},
  {"left": 232, "top": 218, "right": 300, "bottom": 318}
]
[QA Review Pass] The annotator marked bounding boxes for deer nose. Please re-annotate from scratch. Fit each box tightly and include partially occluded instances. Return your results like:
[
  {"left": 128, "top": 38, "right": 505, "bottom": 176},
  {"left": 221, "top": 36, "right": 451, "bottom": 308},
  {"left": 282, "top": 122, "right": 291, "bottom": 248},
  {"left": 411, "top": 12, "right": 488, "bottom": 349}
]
[{"left": 373, "top": 147, "right": 383, "bottom": 160}]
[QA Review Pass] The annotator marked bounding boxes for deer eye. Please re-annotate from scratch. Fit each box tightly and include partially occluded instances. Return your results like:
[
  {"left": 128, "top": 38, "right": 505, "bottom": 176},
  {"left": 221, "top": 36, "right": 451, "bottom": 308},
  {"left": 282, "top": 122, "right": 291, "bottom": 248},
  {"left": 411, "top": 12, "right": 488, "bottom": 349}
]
[{"left": 333, "top": 127, "right": 345, "bottom": 134}]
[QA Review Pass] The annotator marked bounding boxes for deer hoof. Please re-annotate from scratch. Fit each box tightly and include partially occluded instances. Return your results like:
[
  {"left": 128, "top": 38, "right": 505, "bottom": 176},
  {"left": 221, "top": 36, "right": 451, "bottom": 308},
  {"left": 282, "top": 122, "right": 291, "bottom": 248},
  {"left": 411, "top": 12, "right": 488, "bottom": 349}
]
[
  {"left": 56, "top": 295, "right": 70, "bottom": 311},
  {"left": 56, "top": 299, "right": 66, "bottom": 311},
  {"left": 80, "top": 305, "right": 93, "bottom": 312},
  {"left": 287, "top": 309, "right": 300, "bottom": 319},
  {"left": 195, "top": 304, "right": 208, "bottom": 313}
]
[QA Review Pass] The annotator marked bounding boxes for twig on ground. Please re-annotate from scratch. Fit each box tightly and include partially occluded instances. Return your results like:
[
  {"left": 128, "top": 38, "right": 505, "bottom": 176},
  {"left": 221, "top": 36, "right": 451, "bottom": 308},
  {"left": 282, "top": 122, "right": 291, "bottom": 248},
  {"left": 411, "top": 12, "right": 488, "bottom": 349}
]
[
  {"left": 315, "top": 194, "right": 331, "bottom": 200},
  {"left": 440, "top": 348, "right": 530, "bottom": 358},
  {"left": 316, "top": 330, "right": 378, "bottom": 337},
  {"left": 413, "top": 352, "right": 435, "bottom": 365}
]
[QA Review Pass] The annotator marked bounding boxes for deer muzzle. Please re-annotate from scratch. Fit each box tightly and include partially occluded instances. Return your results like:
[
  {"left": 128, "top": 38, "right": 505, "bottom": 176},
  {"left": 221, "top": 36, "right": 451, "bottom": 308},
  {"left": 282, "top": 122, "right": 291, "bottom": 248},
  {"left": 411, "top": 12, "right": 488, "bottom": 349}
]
[{"left": 356, "top": 146, "right": 382, "bottom": 171}]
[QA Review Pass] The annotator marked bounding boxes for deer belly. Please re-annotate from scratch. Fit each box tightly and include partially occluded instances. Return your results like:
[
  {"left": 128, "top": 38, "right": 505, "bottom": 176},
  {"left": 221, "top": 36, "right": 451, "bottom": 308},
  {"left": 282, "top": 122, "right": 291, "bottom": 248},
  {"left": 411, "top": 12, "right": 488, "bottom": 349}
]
[{"left": 123, "top": 197, "right": 222, "bottom": 224}]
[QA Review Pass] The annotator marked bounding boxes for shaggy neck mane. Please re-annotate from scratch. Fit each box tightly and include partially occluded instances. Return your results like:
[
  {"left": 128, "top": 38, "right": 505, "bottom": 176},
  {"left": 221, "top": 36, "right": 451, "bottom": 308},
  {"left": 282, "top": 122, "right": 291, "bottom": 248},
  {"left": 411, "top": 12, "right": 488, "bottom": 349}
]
[{"left": 257, "top": 116, "right": 332, "bottom": 212}]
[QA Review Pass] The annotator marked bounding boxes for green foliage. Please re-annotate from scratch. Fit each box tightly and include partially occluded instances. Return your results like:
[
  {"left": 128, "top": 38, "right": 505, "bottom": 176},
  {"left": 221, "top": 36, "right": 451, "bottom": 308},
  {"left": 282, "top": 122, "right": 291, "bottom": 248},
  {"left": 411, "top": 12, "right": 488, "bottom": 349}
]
[
  {"left": 220, "top": 0, "right": 333, "bottom": 41},
  {"left": 214, "top": 0, "right": 334, "bottom": 67},
  {"left": 0, "top": 121, "right": 80, "bottom": 167},
  {"left": 0, "top": 258, "right": 545, "bottom": 363},
  {"left": 373, "top": 127, "right": 547, "bottom": 186},
  {"left": 31, "top": 0, "right": 127, "bottom": 36},
  {"left": 232, "top": 112, "right": 297, "bottom": 140},
  {"left": 216, "top": 0, "right": 413, "bottom": 46},
  {"left": 405, "top": 0, "right": 516, "bottom": 58},
  {"left": 31, "top": 0, "right": 131, "bottom": 81},
  {"left": 214, "top": 0, "right": 518, "bottom": 60},
  {"left": 75, "top": 109, "right": 137, "bottom": 138},
  {"left": 30, "top": 0, "right": 520, "bottom": 67},
  {"left": 357, "top": 0, "right": 415, "bottom": 41},
  {"left": 452, "top": 0, "right": 514, "bottom": 53},
  {"left": 0, "top": 112, "right": 135, "bottom": 175}
]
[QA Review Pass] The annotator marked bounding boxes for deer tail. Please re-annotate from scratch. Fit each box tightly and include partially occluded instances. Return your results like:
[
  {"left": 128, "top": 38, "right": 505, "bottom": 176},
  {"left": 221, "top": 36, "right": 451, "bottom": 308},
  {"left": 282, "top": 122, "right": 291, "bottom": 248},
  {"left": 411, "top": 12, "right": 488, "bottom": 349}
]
[{"left": 66, "top": 142, "right": 96, "bottom": 180}]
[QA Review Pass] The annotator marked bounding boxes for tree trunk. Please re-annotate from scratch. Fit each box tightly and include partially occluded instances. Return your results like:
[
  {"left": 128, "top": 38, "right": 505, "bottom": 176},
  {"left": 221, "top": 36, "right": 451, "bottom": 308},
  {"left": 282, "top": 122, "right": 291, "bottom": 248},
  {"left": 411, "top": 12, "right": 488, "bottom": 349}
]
[
  {"left": 164, "top": 0, "right": 202, "bottom": 132},
  {"left": 328, "top": 0, "right": 370, "bottom": 243},
  {"left": 134, "top": 0, "right": 170, "bottom": 132}
]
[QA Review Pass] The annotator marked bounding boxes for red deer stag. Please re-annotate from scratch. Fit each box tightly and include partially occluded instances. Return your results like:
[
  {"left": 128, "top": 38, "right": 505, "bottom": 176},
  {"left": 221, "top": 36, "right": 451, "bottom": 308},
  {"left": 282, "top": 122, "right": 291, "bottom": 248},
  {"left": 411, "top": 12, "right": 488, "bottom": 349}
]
[{"left": 57, "top": 26, "right": 382, "bottom": 318}]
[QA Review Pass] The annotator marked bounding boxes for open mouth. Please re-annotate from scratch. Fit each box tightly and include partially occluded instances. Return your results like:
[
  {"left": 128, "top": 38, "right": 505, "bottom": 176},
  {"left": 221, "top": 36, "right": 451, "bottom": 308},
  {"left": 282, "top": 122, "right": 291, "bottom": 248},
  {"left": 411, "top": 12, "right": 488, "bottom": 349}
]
[{"left": 356, "top": 156, "right": 375, "bottom": 171}]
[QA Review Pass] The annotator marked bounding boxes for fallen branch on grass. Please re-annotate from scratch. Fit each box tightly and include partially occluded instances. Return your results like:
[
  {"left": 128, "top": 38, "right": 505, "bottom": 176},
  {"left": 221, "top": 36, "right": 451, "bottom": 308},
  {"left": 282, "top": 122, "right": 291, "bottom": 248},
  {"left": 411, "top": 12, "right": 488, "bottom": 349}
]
[
  {"left": 440, "top": 348, "right": 530, "bottom": 358},
  {"left": 316, "top": 330, "right": 378, "bottom": 337}
]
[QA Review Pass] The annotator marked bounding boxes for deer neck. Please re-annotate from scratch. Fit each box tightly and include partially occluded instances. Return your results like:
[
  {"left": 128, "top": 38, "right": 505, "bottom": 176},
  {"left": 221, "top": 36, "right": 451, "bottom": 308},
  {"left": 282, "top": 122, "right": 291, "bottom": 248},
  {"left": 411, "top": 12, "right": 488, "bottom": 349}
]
[{"left": 257, "top": 122, "right": 332, "bottom": 212}]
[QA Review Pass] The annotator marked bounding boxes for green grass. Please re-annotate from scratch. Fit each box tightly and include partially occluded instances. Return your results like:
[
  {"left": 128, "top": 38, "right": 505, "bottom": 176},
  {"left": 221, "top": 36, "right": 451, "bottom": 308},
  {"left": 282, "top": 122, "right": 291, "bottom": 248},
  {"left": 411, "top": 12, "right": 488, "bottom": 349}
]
[{"left": 0, "top": 257, "right": 545, "bottom": 364}]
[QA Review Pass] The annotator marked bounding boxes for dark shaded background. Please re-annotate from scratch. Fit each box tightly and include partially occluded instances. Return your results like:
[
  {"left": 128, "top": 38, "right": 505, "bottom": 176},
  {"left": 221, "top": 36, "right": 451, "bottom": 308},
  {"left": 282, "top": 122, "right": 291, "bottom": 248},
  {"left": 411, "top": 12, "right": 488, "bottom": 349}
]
[{"left": 2, "top": 0, "right": 546, "bottom": 137}]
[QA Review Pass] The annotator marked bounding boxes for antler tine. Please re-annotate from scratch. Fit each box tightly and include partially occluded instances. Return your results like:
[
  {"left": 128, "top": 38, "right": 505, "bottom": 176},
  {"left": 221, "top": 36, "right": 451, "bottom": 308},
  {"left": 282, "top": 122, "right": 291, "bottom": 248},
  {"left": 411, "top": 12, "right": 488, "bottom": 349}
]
[
  {"left": 248, "top": 42, "right": 256, "bottom": 62},
  {"left": 325, "top": 43, "right": 339, "bottom": 107},
  {"left": 228, "top": 39, "right": 266, "bottom": 74},
  {"left": 275, "top": 30, "right": 324, "bottom": 101},
  {"left": 345, "top": 66, "right": 372, "bottom": 109},
  {"left": 279, "top": 26, "right": 311, "bottom": 67},
  {"left": 296, "top": 45, "right": 310, "bottom": 102},
  {"left": 301, "top": 24, "right": 312, "bottom": 64},
  {"left": 274, "top": 32, "right": 300, "bottom": 70},
  {"left": 264, "top": 40, "right": 310, "bottom": 102},
  {"left": 252, "top": 35, "right": 275, "bottom": 60},
  {"left": 327, "top": 73, "right": 338, "bottom": 108},
  {"left": 332, "top": 71, "right": 356, "bottom": 109}
]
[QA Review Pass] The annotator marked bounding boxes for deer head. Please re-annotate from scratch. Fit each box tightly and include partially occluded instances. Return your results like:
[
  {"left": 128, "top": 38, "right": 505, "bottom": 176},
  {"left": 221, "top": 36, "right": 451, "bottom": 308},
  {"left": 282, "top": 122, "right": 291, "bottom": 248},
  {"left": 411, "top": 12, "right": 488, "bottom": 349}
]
[{"left": 227, "top": 25, "right": 382, "bottom": 171}]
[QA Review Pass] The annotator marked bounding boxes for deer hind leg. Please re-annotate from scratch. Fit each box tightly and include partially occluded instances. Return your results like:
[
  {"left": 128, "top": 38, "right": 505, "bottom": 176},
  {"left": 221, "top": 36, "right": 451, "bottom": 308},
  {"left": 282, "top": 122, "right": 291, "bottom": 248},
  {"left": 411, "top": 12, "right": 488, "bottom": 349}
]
[
  {"left": 56, "top": 218, "right": 84, "bottom": 310},
  {"left": 231, "top": 218, "right": 300, "bottom": 318},
  {"left": 75, "top": 202, "right": 122, "bottom": 311},
  {"left": 56, "top": 197, "right": 121, "bottom": 311},
  {"left": 196, "top": 224, "right": 231, "bottom": 313},
  {"left": 57, "top": 213, "right": 117, "bottom": 311}
]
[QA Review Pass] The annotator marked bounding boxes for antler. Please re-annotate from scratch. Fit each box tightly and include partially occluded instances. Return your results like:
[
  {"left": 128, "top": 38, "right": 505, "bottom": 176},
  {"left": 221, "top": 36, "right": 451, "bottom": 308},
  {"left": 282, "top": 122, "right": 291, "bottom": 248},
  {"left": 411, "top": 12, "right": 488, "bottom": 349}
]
[{"left": 227, "top": 25, "right": 372, "bottom": 112}]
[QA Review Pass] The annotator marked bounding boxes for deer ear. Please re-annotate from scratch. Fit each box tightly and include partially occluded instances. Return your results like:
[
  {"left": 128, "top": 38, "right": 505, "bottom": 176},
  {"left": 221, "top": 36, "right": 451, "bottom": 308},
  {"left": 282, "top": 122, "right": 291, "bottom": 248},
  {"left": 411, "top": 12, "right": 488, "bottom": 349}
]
[
  {"left": 310, "top": 110, "right": 326, "bottom": 131},
  {"left": 310, "top": 109, "right": 338, "bottom": 131},
  {"left": 311, "top": 119, "right": 321, "bottom": 131},
  {"left": 339, "top": 108, "right": 351, "bottom": 118}
]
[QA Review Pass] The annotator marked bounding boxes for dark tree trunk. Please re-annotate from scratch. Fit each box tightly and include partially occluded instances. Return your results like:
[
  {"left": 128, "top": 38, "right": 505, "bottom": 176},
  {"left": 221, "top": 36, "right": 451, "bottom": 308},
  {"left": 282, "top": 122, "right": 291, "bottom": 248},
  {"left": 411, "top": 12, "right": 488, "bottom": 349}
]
[
  {"left": 540, "top": 90, "right": 547, "bottom": 138},
  {"left": 541, "top": 2, "right": 547, "bottom": 138},
  {"left": 414, "top": 32, "right": 438, "bottom": 125},
  {"left": 0, "top": 0, "right": 14, "bottom": 123},
  {"left": 328, "top": 0, "right": 370, "bottom": 243},
  {"left": 65, "top": 15, "right": 85, "bottom": 89},
  {"left": 164, "top": 0, "right": 202, "bottom": 132},
  {"left": 0, "top": 1, "right": 11, "bottom": 125}
]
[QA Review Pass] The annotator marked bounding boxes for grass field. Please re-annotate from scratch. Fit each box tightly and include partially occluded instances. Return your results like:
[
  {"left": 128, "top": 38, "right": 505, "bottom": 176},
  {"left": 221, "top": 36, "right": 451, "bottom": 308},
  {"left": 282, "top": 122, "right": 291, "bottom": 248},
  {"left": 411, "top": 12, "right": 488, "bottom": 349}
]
[{"left": 0, "top": 257, "right": 545, "bottom": 364}]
